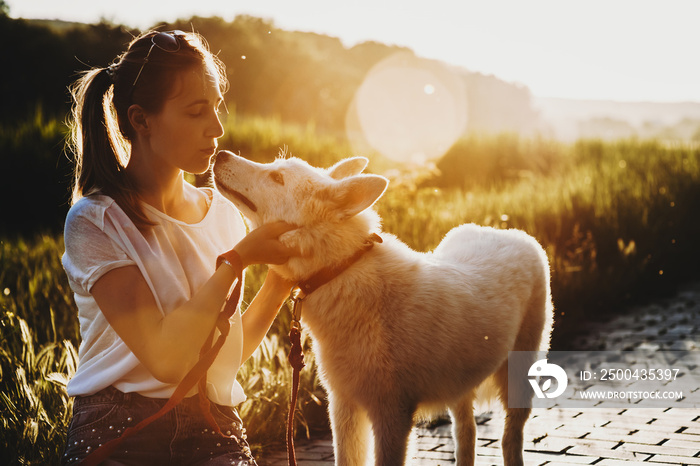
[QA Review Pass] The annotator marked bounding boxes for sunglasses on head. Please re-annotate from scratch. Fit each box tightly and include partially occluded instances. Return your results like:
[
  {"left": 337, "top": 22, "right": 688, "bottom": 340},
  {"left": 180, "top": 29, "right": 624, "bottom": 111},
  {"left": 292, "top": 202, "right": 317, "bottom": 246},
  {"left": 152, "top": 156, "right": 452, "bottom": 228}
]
[{"left": 132, "top": 30, "right": 187, "bottom": 88}]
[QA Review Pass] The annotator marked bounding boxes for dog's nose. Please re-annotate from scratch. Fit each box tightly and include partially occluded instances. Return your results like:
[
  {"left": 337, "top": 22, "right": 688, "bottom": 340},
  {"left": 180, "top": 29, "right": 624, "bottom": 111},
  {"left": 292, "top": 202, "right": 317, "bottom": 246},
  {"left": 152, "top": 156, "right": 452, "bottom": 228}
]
[{"left": 215, "top": 150, "right": 232, "bottom": 163}]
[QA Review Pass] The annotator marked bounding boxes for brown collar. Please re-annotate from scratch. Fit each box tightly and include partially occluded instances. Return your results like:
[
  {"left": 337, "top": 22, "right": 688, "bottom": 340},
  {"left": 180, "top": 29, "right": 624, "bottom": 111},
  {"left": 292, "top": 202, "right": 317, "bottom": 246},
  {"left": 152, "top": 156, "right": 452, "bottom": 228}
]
[{"left": 294, "top": 232, "right": 382, "bottom": 300}]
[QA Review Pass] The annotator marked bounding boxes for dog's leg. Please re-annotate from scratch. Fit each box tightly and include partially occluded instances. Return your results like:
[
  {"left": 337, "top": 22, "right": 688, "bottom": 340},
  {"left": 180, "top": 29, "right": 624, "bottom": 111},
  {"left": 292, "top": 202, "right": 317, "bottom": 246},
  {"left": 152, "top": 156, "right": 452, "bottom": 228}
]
[
  {"left": 369, "top": 403, "right": 414, "bottom": 466},
  {"left": 501, "top": 406, "right": 529, "bottom": 466},
  {"left": 497, "top": 284, "right": 548, "bottom": 466},
  {"left": 449, "top": 390, "right": 477, "bottom": 466},
  {"left": 495, "top": 354, "right": 534, "bottom": 466},
  {"left": 495, "top": 363, "right": 524, "bottom": 466},
  {"left": 328, "top": 393, "right": 371, "bottom": 466}
]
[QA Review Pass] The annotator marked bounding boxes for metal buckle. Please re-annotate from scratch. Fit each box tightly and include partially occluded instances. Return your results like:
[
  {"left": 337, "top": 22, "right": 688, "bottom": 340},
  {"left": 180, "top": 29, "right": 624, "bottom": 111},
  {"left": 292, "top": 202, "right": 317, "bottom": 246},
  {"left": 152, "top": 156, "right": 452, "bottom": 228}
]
[{"left": 289, "top": 287, "right": 305, "bottom": 328}]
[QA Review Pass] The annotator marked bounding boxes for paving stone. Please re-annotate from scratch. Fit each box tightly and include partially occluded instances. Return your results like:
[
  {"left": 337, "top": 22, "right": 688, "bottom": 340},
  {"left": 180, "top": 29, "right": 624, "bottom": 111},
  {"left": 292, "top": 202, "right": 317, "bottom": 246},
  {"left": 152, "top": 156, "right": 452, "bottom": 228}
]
[
  {"left": 425, "top": 442, "right": 453, "bottom": 453},
  {"left": 594, "top": 459, "right": 652, "bottom": 466},
  {"left": 664, "top": 436, "right": 700, "bottom": 449},
  {"left": 564, "top": 439, "right": 638, "bottom": 458},
  {"left": 617, "top": 440, "right": 700, "bottom": 457},
  {"left": 583, "top": 427, "right": 653, "bottom": 443},
  {"left": 520, "top": 451, "right": 602, "bottom": 464},
  {"left": 645, "top": 454, "right": 700, "bottom": 465},
  {"left": 523, "top": 435, "right": 574, "bottom": 453},
  {"left": 474, "top": 459, "right": 503, "bottom": 466},
  {"left": 412, "top": 449, "right": 456, "bottom": 460}
]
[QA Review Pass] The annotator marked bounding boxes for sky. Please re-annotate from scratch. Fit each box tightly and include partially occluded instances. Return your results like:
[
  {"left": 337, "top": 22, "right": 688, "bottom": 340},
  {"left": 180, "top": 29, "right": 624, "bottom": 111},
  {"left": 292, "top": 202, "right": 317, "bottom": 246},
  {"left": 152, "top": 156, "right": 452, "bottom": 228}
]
[{"left": 7, "top": 0, "right": 700, "bottom": 103}]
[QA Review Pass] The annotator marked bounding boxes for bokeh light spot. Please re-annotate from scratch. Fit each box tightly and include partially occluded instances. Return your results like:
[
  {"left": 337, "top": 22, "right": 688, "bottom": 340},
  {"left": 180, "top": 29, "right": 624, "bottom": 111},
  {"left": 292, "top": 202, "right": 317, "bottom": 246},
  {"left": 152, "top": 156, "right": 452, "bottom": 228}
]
[{"left": 346, "top": 52, "right": 468, "bottom": 164}]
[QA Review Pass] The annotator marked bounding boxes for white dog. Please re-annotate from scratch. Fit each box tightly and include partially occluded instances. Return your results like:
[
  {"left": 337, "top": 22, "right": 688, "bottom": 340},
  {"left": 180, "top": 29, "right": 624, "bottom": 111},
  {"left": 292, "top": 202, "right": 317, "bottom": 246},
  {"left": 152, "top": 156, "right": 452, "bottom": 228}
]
[{"left": 213, "top": 151, "right": 553, "bottom": 466}]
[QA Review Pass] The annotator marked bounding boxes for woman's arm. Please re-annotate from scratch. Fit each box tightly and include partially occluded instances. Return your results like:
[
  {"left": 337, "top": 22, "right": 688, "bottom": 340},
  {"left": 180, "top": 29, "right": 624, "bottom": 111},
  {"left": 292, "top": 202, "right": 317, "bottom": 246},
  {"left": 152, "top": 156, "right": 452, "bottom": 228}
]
[
  {"left": 91, "top": 262, "right": 237, "bottom": 384},
  {"left": 240, "top": 269, "right": 295, "bottom": 363},
  {"left": 90, "top": 222, "right": 296, "bottom": 384}
]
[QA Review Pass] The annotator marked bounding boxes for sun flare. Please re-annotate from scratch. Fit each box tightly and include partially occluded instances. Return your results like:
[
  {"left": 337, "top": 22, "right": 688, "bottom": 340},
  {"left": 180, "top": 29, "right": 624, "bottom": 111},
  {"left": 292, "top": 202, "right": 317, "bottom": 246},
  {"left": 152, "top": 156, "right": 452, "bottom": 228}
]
[{"left": 346, "top": 52, "right": 468, "bottom": 164}]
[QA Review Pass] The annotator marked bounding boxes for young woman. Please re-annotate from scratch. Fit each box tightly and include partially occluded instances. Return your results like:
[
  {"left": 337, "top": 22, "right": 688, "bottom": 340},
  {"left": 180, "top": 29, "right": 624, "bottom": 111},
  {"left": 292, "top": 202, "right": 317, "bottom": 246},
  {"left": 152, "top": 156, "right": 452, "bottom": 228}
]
[{"left": 61, "top": 30, "right": 296, "bottom": 465}]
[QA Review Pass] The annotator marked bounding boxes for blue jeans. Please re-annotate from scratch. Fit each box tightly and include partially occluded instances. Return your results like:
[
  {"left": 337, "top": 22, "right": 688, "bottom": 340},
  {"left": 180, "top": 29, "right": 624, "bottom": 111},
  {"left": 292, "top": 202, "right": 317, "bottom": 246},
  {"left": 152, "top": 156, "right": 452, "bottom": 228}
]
[{"left": 62, "top": 386, "right": 257, "bottom": 465}]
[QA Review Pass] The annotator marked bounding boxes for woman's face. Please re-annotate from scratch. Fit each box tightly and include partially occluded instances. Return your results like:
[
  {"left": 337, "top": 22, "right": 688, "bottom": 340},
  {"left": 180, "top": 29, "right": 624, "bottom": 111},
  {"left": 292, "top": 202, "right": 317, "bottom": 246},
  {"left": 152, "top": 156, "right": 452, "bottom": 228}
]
[{"left": 144, "top": 66, "right": 224, "bottom": 175}]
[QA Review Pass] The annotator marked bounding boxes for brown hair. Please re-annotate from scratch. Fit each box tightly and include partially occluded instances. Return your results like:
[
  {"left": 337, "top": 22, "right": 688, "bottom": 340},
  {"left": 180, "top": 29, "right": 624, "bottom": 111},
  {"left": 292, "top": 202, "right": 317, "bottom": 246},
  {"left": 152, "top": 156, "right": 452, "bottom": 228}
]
[{"left": 67, "top": 30, "right": 228, "bottom": 229}]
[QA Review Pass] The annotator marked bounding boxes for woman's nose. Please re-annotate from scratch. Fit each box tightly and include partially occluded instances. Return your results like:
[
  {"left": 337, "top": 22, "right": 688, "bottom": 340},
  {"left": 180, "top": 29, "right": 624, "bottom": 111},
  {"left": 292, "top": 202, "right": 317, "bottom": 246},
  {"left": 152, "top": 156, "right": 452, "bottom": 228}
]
[{"left": 207, "top": 111, "right": 224, "bottom": 138}]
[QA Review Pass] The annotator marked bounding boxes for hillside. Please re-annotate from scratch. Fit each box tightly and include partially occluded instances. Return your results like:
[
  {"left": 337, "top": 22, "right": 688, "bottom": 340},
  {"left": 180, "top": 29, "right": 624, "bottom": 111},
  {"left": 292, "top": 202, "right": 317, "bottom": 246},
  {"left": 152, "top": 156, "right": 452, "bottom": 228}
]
[
  {"left": 7, "top": 14, "right": 700, "bottom": 143},
  {"left": 534, "top": 97, "right": 700, "bottom": 141},
  {"left": 0, "top": 14, "right": 536, "bottom": 138}
]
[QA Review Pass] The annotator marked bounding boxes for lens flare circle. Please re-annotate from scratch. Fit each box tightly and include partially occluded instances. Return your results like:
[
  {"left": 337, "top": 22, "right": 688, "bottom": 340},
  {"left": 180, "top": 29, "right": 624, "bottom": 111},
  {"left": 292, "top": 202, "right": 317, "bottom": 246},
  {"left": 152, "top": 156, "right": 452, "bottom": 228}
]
[{"left": 346, "top": 52, "right": 468, "bottom": 164}]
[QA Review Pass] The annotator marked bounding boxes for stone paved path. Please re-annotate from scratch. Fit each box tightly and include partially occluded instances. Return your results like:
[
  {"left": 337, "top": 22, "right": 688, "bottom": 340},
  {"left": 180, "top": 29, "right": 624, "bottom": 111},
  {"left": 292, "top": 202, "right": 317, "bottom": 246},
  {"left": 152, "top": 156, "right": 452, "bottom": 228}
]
[{"left": 259, "top": 282, "right": 700, "bottom": 465}]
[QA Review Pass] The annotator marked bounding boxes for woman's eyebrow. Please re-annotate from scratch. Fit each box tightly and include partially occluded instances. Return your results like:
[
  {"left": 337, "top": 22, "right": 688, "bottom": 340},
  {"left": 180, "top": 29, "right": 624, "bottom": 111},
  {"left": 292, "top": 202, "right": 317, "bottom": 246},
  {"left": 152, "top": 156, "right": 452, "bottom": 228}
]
[
  {"left": 186, "top": 99, "right": 209, "bottom": 107},
  {"left": 186, "top": 97, "right": 224, "bottom": 108}
]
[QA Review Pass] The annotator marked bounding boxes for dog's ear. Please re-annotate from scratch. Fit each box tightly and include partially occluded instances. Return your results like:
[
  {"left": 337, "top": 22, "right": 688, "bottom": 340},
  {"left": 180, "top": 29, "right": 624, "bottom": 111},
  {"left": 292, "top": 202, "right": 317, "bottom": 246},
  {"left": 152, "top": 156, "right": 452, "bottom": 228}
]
[
  {"left": 328, "top": 157, "right": 369, "bottom": 180},
  {"left": 326, "top": 174, "right": 388, "bottom": 220}
]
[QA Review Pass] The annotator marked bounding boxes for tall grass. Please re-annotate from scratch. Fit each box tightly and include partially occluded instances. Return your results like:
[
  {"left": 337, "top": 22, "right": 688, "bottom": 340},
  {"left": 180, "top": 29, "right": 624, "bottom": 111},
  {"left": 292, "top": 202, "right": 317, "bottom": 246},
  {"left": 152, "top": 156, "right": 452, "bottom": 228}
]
[
  {"left": 0, "top": 311, "right": 77, "bottom": 465},
  {"left": 0, "top": 235, "right": 77, "bottom": 465},
  {"left": 2, "top": 113, "right": 700, "bottom": 463}
]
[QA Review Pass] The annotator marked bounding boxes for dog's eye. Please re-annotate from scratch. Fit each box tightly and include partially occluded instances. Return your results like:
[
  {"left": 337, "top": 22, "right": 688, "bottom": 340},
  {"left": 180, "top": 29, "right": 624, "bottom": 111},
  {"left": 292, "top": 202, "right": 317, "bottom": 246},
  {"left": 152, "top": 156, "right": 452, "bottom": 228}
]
[{"left": 269, "top": 171, "right": 284, "bottom": 185}]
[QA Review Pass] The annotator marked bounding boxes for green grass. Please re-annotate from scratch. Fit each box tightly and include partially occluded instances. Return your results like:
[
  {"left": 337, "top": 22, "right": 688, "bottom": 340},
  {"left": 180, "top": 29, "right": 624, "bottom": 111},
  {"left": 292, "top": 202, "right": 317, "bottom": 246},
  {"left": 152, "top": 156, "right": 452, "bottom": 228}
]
[
  {"left": 2, "top": 114, "right": 700, "bottom": 463},
  {"left": 0, "top": 311, "right": 77, "bottom": 465}
]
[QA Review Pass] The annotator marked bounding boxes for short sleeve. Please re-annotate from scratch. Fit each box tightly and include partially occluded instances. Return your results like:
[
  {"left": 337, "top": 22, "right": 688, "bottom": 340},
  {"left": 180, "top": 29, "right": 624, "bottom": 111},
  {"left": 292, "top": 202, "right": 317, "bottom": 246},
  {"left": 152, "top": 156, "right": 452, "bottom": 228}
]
[{"left": 62, "top": 197, "right": 136, "bottom": 295}]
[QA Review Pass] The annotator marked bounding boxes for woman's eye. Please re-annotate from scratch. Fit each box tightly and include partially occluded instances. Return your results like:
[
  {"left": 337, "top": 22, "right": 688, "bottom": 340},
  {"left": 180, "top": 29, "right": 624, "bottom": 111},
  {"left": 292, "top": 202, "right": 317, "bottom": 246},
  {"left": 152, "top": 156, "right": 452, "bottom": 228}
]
[
  {"left": 188, "top": 106, "right": 209, "bottom": 117},
  {"left": 269, "top": 172, "right": 284, "bottom": 185}
]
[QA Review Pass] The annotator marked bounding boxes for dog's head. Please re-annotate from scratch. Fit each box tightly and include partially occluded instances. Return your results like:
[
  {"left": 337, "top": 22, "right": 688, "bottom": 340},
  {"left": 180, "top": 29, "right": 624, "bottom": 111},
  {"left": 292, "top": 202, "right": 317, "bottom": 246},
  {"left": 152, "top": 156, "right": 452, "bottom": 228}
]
[{"left": 213, "top": 151, "right": 388, "bottom": 278}]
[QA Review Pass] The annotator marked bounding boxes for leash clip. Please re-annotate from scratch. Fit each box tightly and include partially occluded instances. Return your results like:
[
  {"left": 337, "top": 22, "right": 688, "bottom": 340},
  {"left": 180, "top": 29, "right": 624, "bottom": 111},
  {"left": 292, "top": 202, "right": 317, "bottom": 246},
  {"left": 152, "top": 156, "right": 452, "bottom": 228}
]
[{"left": 289, "top": 287, "right": 305, "bottom": 328}]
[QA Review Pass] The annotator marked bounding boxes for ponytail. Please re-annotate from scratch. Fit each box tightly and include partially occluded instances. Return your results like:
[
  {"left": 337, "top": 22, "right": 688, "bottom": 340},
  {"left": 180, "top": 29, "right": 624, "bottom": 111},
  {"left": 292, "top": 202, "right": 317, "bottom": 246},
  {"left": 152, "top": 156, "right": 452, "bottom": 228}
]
[{"left": 68, "top": 67, "right": 153, "bottom": 229}]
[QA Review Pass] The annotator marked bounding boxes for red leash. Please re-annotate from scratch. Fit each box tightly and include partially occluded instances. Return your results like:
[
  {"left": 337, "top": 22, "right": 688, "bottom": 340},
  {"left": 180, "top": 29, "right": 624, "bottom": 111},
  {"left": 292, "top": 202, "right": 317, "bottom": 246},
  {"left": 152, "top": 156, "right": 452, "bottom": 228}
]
[
  {"left": 286, "top": 294, "right": 306, "bottom": 466},
  {"left": 80, "top": 252, "right": 243, "bottom": 465},
  {"left": 284, "top": 233, "right": 382, "bottom": 465}
]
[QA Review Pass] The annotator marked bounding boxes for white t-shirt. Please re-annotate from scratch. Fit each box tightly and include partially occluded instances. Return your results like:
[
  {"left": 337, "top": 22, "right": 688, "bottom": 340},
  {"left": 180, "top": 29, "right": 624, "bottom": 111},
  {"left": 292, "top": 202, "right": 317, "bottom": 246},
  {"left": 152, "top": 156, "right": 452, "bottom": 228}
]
[{"left": 62, "top": 186, "right": 248, "bottom": 406}]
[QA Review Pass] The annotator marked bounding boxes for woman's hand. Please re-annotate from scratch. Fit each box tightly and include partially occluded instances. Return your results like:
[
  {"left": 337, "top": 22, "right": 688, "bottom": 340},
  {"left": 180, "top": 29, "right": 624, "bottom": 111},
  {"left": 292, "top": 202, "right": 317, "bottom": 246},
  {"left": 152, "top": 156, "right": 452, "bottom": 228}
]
[{"left": 233, "top": 221, "right": 298, "bottom": 267}]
